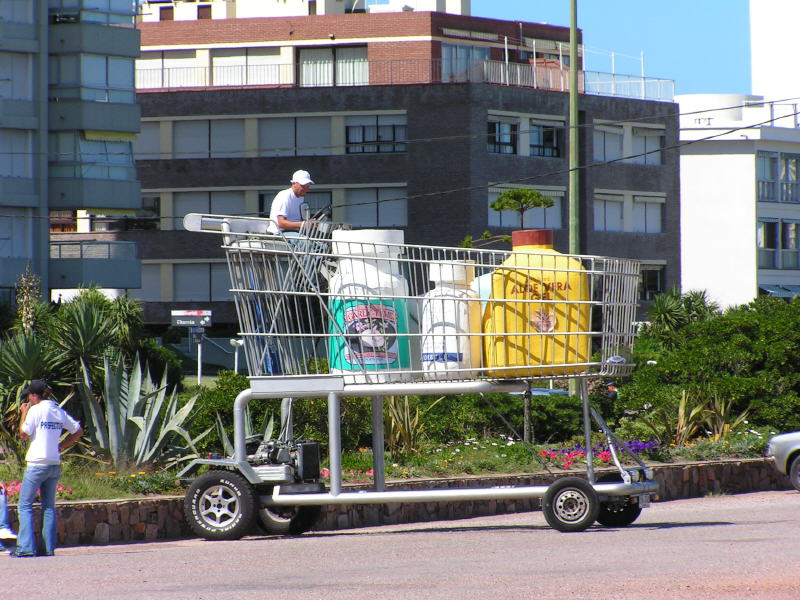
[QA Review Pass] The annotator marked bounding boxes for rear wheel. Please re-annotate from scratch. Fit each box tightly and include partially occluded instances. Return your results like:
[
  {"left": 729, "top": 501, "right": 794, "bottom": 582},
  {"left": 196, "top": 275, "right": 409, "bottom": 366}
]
[
  {"left": 789, "top": 455, "right": 800, "bottom": 491},
  {"left": 542, "top": 477, "right": 599, "bottom": 532},
  {"left": 185, "top": 471, "right": 256, "bottom": 541},
  {"left": 257, "top": 505, "right": 322, "bottom": 535},
  {"left": 595, "top": 473, "right": 642, "bottom": 528}
]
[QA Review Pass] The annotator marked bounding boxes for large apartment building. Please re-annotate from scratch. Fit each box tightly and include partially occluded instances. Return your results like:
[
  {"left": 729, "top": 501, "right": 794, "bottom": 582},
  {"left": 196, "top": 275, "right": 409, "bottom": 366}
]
[
  {"left": 118, "top": 1, "right": 679, "bottom": 325},
  {"left": 0, "top": 0, "right": 141, "bottom": 303}
]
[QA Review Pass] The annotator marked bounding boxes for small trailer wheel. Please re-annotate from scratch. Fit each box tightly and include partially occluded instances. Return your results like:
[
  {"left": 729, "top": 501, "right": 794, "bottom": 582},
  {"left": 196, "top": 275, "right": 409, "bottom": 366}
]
[
  {"left": 790, "top": 455, "right": 800, "bottom": 492},
  {"left": 257, "top": 505, "right": 322, "bottom": 535},
  {"left": 595, "top": 473, "right": 642, "bottom": 528},
  {"left": 185, "top": 471, "right": 256, "bottom": 541},
  {"left": 542, "top": 477, "right": 599, "bottom": 532}
]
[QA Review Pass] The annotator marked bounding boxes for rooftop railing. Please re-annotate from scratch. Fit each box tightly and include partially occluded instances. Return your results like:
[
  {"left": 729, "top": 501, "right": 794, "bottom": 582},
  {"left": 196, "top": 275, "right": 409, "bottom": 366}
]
[{"left": 135, "top": 59, "right": 674, "bottom": 102}]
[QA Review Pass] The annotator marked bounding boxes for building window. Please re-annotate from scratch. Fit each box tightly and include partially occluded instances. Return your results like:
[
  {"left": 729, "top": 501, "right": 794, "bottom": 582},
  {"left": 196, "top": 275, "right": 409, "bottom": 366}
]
[
  {"left": 160, "top": 6, "right": 174, "bottom": 21},
  {"left": 529, "top": 119, "right": 563, "bottom": 157},
  {"left": 639, "top": 266, "right": 664, "bottom": 301},
  {"left": 593, "top": 125, "right": 623, "bottom": 162},
  {"left": 128, "top": 264, "right": 161, "bottom": 302},
  {"left": 757, "top": 219, "right": 779, "bottom": 269},
  {"left": 197, "top": 5, "right": 212, "bottom": 19},
  {"left": 782, "top": 221, "right": 800, "bottom": 269},
  {"left": 0, "top": 207, "right": 32, "bottom": 259},
  {"left": 632, "top": 196, "right": 663, "bottom": 233},
  {"left": 345, "top": 187, "right": 407, "bottom": 228},
  {"left": 298, "top": 46, "right": 368, "bottom": 87},
  {"left": 173, "top": 191, "right": 245, "bottom": 230},
  {"left": 49, "top": 54, "right": 135, "bottom": 103},
  {"left": 260, "top": 190, "right": 332, "bottom": 218},
  {"left": 49, "top": 132, "right": 135, "bottom": 181},
  {"left": 133, "top": 121, "right": 161, "bottom": 160},
  {"left": 757, "top": 151, "right": 779, "bottom": 202},
  {"left": 780, "top": 154, "right": 800, "bottom": 203},
  {"left": 442, "top": 44, "right": 489, "bottom": 82},
  {"left": 257, "top": 116, "right": 331, "bottom": 157},
  {"left": 488, "top": 189, "right": 563, "bottom": 229},
  {"left": 0, "top": 52, "right": 33, "bottom": 100},
  {"left": 593, "top": 196, "right": 624, "bottom": 231},
  {"left": 630, "top": 127, "right": 663, "bottom": 165},
  {"left": 488, "top": 120, "right": 518, "bottom": 154},
  {"left": 210, "top": 119, "right": 245, "bottom": 158},
  {"left": 0, "top": 129, "right": 33, "bottom": 178},
  {"left": 346, "top": 115, "right": 407, "bottom": 153}
]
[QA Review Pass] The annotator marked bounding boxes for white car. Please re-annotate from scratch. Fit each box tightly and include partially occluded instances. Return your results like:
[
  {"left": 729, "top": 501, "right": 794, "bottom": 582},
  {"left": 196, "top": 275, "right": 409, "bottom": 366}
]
[{"left": 767, "top": 431, "right": 800, "bottom": 491}]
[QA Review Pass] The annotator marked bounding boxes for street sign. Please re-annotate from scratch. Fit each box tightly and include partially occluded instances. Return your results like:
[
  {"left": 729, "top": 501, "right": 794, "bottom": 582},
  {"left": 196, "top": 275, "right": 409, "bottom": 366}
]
[{"left": 171, "top": 309, "right": 212, "bottom": 327}]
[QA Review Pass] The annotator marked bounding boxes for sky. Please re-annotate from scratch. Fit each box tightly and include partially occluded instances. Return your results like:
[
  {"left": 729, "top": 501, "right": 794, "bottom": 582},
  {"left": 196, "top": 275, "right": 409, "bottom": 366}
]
[{"left": 471, "top": 0, "right": 751, "bottom": 96}]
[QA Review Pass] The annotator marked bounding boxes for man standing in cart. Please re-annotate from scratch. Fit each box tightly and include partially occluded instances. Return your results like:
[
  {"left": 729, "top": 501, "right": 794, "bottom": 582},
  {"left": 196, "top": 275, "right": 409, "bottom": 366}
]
[{"left": 267, "top": 169, "right": 314, "bottom": 234}]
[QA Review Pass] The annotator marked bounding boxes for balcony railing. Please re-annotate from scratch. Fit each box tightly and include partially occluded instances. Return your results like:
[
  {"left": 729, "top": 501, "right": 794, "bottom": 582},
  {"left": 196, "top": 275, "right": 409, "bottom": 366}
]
[
  {"left": 136, "top": 59, "right": 674, "bottom": 102},
  {"left": 50, "top": 240, "right": 137, "bottom": 260}
]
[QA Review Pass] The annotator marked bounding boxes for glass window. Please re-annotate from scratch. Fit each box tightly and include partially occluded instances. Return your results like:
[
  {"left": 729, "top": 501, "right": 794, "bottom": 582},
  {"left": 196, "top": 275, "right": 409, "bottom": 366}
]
[
  {"left": 757, "top": 151, "right": 779, "bottom": 202},
  {"left": 174, "top": 263, "right": 208, "bottom": 301},
  {"left": 296, "top": 116, "right": 331, "bottom": 156},
  {"left": 630, "top": 127, "right": 663, "bottom": 165},
  {"left": 174, "top": 192, "right": 210, "bottom": 230},
  {"left": 133, "top": 122, "right": 160, "bottom": 160},
  {"left": 344, "top": 187, "right": 407, "bottom": 228},
  {"left": 632, "top": 197, "right": 662, "bottom": 233},
  {"left": 128, "top": 264, "right": 161, "bottom": 302},
  {"left": 488, "top": 120, "right": 518, "bottom": 154},
  {"left": 0, "top": 129, "right": 33, "bottom": 178},
  {"left": 529, "top": 120, "right": 563, "bottom": 158},
  {"left": 173, "top": 120, "right": 209, "bottom": 159},
  {"left": 594, "top": 196, "right": 623, "bottom": 231},
  {"left": 0, "top": 207, "right": 32, "bottom": 259},
  {"left": 757, "top": 220, "right": 779, "bottom": 269},
  {"left": 639, "top": 266, "right": 664, "bottom": 301},
  {"left": 346, "top": 114, "right": 406, "bottom": 154},
  {"left": 0, "top": 52, "right": 33, "bottom": 100},
  {"left": 593, "top": 125, "right": 623, "bottom": 162},
  {"left": 210, "top": 191, "right": 245, "bottom": 215},
  {"left": 781, "top": 154, "right": 800, "bottom": 203},
  {"left": 211, "top": 263, "right": 233, "bottom": 300},
  {"left": 442, "top": 44, "right": 489, "bottom": 82},
  {"left": 210, "top": 119, "right": 245, "bottom": 158},
  {"left": 782, "top": 221, "right": 800, "bottom": 270},
  {"left": 258, "top": 118, "right": 295, "bottom": 157}
]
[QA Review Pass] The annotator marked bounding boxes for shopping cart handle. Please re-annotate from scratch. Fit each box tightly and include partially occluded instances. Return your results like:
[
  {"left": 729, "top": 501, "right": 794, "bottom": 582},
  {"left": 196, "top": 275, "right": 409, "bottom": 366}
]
[{"left": 183, "top": 213, "right": 271, "bottom": 234}]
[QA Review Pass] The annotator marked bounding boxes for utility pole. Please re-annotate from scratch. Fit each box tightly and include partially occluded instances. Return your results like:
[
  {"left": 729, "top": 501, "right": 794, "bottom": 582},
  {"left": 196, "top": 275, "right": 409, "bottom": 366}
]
[{"left": 568, "top": 0, "right": 580, "bottom": 255}]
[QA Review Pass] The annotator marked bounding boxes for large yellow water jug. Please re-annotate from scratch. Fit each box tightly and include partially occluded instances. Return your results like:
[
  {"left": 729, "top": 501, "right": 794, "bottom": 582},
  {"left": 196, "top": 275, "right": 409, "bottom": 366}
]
[{"left": 483, "top": 229, "right": 591, "bottom": 377}]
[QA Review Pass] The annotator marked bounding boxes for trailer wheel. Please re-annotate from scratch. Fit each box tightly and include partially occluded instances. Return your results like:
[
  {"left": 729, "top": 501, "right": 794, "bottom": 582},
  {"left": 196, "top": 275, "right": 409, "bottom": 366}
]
[
  {"left": 542, "top": 477, "right": 599, "bottom": 532},
  {"left": 257, "top": 505, "right": 322, "bottom": 535},
  {"left": 185, "top": 471, "right": 256, "bottom": 541},
  {"left": 595, "top": 474, "right": 642, "bottom": 527}
]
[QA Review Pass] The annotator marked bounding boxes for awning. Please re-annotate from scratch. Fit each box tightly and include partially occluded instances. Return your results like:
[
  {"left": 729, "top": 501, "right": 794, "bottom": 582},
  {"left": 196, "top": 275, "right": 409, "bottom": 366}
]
[{"left": 759, "top": 284, "right": 794, "bottom": 298}]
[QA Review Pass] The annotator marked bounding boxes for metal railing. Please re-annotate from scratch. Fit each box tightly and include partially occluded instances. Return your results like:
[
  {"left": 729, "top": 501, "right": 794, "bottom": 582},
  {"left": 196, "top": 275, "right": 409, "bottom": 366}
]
[
  {"left": 136, "top": 59, "right": 674, "bottom": 102},
  {"left": 50, "top": 240, "right": 138, "bottom": 260}
]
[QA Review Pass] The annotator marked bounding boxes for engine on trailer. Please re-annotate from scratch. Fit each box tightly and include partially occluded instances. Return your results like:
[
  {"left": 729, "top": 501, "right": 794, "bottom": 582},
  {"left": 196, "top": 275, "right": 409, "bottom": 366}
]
[{"left": 246, "top": 437, "right": 321, "bottom": 482}]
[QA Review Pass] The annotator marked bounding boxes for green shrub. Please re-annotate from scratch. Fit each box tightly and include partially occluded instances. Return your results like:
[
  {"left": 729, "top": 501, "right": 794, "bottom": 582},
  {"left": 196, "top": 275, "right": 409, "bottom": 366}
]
[{"left": 138, "top": 338, "right": 184, "bottom": 392}]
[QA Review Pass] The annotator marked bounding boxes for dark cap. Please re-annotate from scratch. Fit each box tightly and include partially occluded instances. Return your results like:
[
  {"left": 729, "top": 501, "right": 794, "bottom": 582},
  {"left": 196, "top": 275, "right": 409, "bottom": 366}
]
[{"left": 21, "top": 379, "right": 50, "bottom": 397}]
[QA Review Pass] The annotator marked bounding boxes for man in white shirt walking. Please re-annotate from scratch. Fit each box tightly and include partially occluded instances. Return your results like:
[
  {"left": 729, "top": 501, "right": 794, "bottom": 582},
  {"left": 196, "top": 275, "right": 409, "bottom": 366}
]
[
  {"left": 267, "top": 169, "right": 314, "bottom": 234},
  {"left": 13, "top": 380, "right": 82, "bottom": 557}
]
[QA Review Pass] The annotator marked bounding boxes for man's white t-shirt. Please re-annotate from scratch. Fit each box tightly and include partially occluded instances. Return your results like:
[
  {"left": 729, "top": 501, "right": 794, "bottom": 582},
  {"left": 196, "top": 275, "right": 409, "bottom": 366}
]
[
  {"left": 267, "top": 188, "right": 303, "bottom": 234},
  {"left": 21, "top": 400, "right": 81, "bottom": 466}
]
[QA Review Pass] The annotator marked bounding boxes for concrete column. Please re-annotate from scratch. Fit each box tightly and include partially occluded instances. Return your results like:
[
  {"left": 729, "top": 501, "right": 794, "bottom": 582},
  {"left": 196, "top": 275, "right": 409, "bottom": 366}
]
[
  {"left": 160, "top": 191, "right": 174, "bottom": 231},
  {"left": 330, "top": 115, "right": 345, "bottom": 155},
  {"left": 244, "top": 118, "right": 259, "bottom": 157},
  {"left": 160, "top": 262, "right": 174, "bottom": 301}
]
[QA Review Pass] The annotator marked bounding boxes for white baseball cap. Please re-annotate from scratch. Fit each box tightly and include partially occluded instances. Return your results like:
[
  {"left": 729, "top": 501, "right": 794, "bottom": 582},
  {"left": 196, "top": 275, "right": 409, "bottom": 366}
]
[{"left": 291, "top": 170, "right": 314, "bottom": 185}]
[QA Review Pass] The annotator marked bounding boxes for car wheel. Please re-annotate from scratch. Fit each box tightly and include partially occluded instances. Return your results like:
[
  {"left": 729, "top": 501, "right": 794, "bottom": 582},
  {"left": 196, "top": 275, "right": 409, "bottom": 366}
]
[
  {"left": 184, "top": 471, "right": 256, "bottom": 541},
  {"left": 257, "top": 505, "right": 322, "bottom": 535},
  {"left": 594, "top": 474, "right": 642, "bottom": 527},
  {"left": 542, "top": 477, "right": 599, "bottom": 532},
  {"left": 789, "top": 455, "right": 800, "bottom": 492}
]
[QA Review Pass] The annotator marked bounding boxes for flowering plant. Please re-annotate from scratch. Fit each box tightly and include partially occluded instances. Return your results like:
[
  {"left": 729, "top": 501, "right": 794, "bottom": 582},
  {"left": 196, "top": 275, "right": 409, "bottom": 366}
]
[{"left": 1, "top": 481, "right": 74, "bottom": 503}]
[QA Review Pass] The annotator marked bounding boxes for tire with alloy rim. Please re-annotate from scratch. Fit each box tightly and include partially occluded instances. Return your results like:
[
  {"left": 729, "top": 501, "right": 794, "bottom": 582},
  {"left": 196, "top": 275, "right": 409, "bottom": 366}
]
[
  {"left": 257, "top": 505, "right": 322, "bottom": 535},
  {"left": 184, "top": 471, "right": 256, "bottom": 541},
  {"left": 542, "top": 477, "right": 599, "bottom": 532},
  {"left": 594, "top": 473, "right": 643, "bottom": 528},
  {"left": 790, "top": 455, "right": 800, "bottom": 492}
]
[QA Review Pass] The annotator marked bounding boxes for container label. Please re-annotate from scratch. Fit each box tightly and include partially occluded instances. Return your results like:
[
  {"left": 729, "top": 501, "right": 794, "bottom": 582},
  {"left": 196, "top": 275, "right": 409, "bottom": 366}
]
[
  {"left": 422, "top": 352, "right": 464, "bottom": 363},
  {"left": 342, "top": 302, "right": 399, "bottom": 365}
]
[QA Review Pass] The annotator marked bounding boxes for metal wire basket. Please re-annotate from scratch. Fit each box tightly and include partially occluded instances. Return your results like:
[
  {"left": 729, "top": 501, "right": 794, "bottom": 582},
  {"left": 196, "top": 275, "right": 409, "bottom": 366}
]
[{"left": 185, "top": 215, "right": 641, "bottom": 387}]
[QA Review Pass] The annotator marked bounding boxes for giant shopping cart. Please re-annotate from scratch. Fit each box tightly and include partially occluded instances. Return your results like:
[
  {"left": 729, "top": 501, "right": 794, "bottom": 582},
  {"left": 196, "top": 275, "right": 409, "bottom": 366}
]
[{"left": 180, "top": 215, "right": 658, "bottom": 539}]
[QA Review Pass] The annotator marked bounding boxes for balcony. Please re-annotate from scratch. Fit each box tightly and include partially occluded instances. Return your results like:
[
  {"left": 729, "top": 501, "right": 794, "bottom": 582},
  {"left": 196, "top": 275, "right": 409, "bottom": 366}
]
[
  {"left": 135, "top": 59, "right": 674, "bottom": 102},
  {"left": 50, "top": 240, "right": 141, "bottom": 289}
]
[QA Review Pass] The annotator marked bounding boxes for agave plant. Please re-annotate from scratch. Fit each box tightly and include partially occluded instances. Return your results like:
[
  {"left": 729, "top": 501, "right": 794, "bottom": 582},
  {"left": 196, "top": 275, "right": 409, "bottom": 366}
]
[
  {"left": 53, "top": 299, "right": 114, "bottom": 381},
  {"left": 77, "top": 355, "right": 211, "bottom": 469}
]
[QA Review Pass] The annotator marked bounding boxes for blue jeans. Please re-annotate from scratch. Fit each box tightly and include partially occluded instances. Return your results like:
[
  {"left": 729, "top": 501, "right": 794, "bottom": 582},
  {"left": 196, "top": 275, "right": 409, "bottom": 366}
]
[
  {"left": 17, "top": 464, "right": 61, "bottom": 556},
  {"left": 0, "top": 489, "right": 11, "bottom": 530}
]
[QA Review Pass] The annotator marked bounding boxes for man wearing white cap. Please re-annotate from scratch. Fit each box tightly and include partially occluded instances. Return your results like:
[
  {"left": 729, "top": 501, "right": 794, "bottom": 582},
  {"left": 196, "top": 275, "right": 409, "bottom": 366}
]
[{"left": 267, "top": 169, "right": 315, "bottom": 234}]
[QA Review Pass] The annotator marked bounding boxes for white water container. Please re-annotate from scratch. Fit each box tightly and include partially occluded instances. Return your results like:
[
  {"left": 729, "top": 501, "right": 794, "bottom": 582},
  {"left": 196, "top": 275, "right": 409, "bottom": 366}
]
[
  {"left": 328, "top": 229, "right": 411, "bottom": 384},
  {"left": 420, "top": 261, "right": 482, "bottom": 380}
]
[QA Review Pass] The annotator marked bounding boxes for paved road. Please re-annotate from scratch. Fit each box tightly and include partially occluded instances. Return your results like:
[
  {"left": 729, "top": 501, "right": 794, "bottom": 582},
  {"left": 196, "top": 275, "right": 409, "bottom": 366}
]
[{"left": 3, "top": 490, "right": 798, "bottom": 600}]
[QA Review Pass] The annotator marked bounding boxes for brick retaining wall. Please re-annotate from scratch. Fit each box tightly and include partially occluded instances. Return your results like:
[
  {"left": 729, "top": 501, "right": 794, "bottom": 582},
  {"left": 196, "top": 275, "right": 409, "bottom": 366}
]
[{"left": 5, "top": 458, "right": 793, "bottom": 547}]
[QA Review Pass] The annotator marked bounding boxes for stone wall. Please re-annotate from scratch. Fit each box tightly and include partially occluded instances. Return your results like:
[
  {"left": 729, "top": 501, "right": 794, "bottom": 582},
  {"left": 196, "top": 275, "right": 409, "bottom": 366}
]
[{"left": 5, "top": 458, "right": 793, "bottom": 547}]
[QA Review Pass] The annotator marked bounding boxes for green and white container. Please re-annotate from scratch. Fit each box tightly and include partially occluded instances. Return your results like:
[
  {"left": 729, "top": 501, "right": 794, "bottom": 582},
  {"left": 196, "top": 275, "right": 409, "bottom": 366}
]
[{"left": 328, "top": 229, "right": 411, "bottom": 383}]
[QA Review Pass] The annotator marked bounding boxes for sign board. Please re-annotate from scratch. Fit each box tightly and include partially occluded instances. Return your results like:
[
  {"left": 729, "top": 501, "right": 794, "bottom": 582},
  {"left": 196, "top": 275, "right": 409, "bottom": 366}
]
[{"left": 171, "top": 309, "right": 212, "bottom": 327}]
